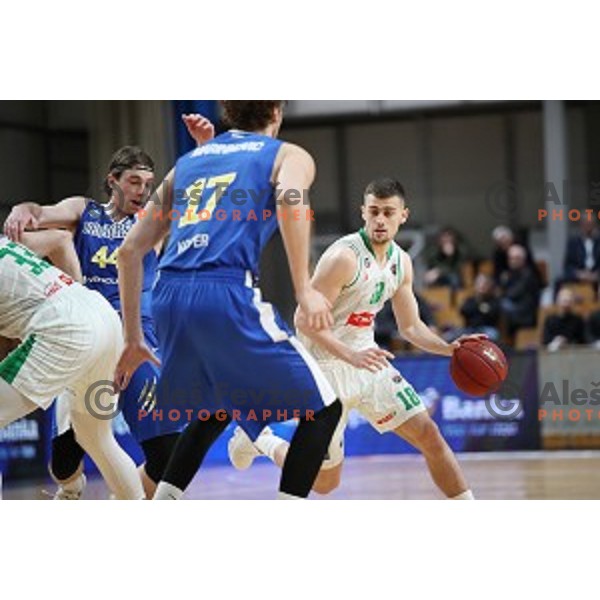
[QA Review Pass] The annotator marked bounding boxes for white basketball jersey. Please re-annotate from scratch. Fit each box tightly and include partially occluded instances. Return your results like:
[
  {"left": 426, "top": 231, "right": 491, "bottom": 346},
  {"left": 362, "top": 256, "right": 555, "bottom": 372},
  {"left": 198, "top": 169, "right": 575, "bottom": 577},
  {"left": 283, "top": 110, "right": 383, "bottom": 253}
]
[
  {"left": 0, "top": 236, "right": 78, "bottom": 338},
  {"left": 302, "top": 230, "right": 404, "bottom": 360}
]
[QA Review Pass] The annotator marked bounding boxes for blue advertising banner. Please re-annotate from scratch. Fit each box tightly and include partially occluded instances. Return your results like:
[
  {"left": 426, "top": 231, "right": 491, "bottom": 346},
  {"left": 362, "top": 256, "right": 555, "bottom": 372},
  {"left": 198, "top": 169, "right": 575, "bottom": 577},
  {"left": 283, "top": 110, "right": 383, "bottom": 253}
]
[
  {"left": 200, "top": 350, "right": 541, "bottom": 465},
  {"left": 343, "top": 350, "right": 540, "bottom": 457},
  {"left": 0, "top": 408, "right": 50, "bottom": 480},
  {"left": 0, "top": 351, "right": 541, "bottom": 482}
]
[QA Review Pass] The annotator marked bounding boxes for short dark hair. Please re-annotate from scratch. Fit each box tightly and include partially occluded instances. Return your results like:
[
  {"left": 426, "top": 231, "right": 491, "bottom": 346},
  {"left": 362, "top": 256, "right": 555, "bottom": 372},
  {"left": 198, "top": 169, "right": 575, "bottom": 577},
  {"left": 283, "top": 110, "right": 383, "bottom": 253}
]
[
  {"left": 364, "top": 178, "right": 407, "bottom": 202},
  {"left": 221, "top": 101, "right": 285, "bottom": 132},
  {"left": 103, "top": 146, "right": 154, "bottom": 196}
]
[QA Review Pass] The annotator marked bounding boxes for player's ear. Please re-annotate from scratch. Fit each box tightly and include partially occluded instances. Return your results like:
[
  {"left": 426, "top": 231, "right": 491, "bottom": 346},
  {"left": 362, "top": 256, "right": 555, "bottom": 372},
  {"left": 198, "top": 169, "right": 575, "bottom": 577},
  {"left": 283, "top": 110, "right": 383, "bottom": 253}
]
[
  {"left": 273, "top": 105, "right": 283, "bottom": 126},
  {"left": 400, "top": 206, "right": 410, "bottom": 223},
  {"left": 360, "top": 202, "right": 367, "bottom": 222}
]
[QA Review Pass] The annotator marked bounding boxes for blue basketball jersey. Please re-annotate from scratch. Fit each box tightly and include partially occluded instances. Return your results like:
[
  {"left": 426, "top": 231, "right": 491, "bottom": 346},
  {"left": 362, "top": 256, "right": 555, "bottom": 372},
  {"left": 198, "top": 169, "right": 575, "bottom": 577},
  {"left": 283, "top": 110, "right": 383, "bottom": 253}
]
[
  {"left": 159, "top": 130, "right": 283, "bottom": 274},
  {"left": 74, "top": 201, "right": 157, "bottom": 319}
]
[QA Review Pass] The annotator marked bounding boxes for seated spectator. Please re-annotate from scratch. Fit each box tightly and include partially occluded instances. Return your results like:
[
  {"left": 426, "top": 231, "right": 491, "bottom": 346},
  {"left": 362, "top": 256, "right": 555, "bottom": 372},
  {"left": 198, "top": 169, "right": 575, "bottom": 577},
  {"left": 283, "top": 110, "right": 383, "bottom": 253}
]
[
  {"left": 492, "top": 225, "right": 538, "bottom": 284},
  {"left": 587, "top": 308, "right": 600, "bottom": 348},
  {"left": 562, "top": 220, "right": 600, "bottom": 289},
  {"left": 459, "top": 274, "right": 501, "bottom": 341},
  {"left": 542, "top": 288, "right": 585, "bottom": 351},
  {"left": 492, "top": 226, "right": 513, "bottom": 282},
  {"left": 499, "top": 244, "right": 540, "bottom": 337},
  {"left": 424, "top": 227, "right": 467, "bottom": 289}
]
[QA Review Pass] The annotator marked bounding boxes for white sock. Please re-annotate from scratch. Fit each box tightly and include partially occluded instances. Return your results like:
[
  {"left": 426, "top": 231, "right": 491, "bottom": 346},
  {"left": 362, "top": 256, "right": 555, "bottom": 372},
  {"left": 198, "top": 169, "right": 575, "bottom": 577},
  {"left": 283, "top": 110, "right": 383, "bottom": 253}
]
[
  {"left": 277, "top": 491, "right": 302, "bottom": 500},
  {"left": 255, "top": 433, "right": 286, "bottom": 462},
  {"left": 450, "top": 489, "right": 475, "bottom": 500},
  {"left": 153, "top": 482, "right": 184, "bottom": 500},
  {"left": 62, "top": 474, "right": 85, "bottom": 494}
]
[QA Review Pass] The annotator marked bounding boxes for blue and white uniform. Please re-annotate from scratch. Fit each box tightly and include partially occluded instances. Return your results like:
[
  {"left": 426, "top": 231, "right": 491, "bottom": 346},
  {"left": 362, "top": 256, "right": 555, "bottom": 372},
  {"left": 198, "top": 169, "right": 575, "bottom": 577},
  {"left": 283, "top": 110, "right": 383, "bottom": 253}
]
[
  {"left": 55, "top": 201, "right": 181, "bottom": 442},
  {"left": 154, "top": 130, "right": 336, "bottom": 439}
]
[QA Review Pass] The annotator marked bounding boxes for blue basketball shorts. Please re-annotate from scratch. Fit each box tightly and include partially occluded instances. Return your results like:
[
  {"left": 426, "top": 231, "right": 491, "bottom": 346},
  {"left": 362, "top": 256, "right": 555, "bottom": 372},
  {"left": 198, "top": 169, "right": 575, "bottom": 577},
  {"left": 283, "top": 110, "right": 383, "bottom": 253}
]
[{"left": 151, "top": 268, "right": 336, "bottom": 440}]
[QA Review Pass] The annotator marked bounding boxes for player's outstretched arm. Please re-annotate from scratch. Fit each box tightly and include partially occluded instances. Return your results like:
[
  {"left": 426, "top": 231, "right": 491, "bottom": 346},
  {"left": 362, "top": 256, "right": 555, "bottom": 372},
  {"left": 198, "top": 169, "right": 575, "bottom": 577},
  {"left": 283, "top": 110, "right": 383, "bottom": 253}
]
[
  {"left": 275, "top": 143, "right": 332, "bottom": 331},
  {"left": 19, "top": 230, "right": 83, "bottom": 281},
  {"left": 114, "top": 171, "right": 173, "bottom": 389},
  {"left": 294, "top": 246, "right": 394, "bottom": 372},
  {"left": 392, "top": 253, "right": 456, "bottom": 356},
  {"left": 3, "top": 196, "right": 86, "bottom": 242}
]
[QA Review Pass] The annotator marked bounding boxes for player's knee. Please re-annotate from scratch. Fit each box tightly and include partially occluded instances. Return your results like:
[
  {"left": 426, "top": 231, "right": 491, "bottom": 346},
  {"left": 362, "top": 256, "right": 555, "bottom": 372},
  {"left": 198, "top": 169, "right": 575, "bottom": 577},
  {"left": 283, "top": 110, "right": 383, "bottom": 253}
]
[{"left": 312, "top": 468, "right": 341, "bottom": 495}]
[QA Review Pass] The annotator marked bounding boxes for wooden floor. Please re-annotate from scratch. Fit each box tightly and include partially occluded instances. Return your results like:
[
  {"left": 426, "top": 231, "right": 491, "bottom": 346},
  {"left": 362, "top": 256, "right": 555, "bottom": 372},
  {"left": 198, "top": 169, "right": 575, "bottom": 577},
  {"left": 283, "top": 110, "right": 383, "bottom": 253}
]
[{"left": 4, "top": 450, "right": 600, "bottom": 499}]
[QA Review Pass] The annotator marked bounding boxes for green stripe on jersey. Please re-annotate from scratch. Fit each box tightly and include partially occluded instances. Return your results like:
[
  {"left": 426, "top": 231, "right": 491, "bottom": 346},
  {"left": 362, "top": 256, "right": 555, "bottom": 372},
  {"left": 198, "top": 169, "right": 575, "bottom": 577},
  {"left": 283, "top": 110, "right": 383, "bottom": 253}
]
[
  {"left": 395, "top": 248, "right": 404, "bottom": 285},
  {"left": 0, "top": 334, "right": 37, "bottom": 384},
  {"left": 343, "top": 241, "right": 363, "bottom": 289},
  {"left": 359, "top": 228, "right": 394, "bottom": 260}
]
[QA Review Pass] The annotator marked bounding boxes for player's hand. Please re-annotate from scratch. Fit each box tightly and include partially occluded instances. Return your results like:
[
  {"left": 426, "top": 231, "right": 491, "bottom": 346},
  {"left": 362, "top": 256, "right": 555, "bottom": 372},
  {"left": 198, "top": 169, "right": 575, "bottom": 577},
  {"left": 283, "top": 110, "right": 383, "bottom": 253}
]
[
  {"left": 297, "top": 287, "right": 333, "bottom": 331},
  {"left": 182, "top": 113, "right": 215, "bottom": 146},
  {"left": 3, "top": 205, "right": 39, "bottom": 242},
  {"left": 114, "top": 341, "right": 161, "bottom": 391},
  {"left": 449, "top": 333, "right": 488, "bottom": 353},
  {"left": 348, "top": 347, "right": 395, "bottom": 373}
]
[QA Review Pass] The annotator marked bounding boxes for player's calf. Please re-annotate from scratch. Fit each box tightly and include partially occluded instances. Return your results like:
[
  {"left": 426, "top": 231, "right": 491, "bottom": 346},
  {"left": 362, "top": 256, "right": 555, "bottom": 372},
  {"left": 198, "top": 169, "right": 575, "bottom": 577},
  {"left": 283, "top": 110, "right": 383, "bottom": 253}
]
[
  {"left": 399, "top": 415, "right": 446, "bottom": 456},
  {"left": 139, "top": 432, "right": 180, "bottom": 497},
  {"left": 312, "top": 464, "right": 342, "bottom": 495},
  {"left": 394, "top": 412, "right": 473, "bottom": 499},
  {"left": 279, "top": 399, "right": 342, "bottom": 499},
  {"left": 229, "top": 412, "right": 345, "bottom": 495},
  {"left": 50, "top": 427, "right": 86, "bottom": 481}
]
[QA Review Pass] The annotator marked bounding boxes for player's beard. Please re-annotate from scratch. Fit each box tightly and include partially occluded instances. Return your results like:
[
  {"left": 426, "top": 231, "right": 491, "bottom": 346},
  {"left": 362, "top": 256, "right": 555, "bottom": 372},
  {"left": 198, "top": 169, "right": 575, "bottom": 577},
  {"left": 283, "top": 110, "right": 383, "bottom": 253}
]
[{"left": 371, "top": 229, "right": 390, "bottom": 245}]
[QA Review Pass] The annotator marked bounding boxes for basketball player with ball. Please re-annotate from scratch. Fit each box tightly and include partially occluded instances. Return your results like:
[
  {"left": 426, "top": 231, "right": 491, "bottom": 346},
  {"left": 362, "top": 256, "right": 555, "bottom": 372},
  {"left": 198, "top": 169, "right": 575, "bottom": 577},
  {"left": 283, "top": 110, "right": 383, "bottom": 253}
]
[{"left": 230, "top": 178, "right": 506, "bottom": 499}]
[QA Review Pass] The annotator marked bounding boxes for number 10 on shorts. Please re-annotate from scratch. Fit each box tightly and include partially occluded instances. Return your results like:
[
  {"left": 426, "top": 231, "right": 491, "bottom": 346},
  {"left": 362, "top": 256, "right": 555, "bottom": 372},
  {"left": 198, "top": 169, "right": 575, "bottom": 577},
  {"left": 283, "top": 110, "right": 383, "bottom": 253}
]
[{"left": 396, "top": 386, "right": 421, "bottom": 411}]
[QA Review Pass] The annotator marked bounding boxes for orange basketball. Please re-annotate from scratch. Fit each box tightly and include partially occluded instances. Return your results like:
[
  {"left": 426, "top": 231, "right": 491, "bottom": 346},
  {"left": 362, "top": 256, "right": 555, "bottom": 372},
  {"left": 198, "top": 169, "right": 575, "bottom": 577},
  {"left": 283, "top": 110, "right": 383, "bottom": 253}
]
[{"left": 450, "top": 339, "right": 508, "bottom": 397}]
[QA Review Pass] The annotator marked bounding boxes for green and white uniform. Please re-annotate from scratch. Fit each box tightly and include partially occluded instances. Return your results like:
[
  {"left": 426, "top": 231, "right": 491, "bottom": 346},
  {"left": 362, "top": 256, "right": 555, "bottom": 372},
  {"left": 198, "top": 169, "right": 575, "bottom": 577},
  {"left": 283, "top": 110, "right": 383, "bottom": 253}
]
[
  {"left": 299, "top": 230, "right": 426, "bottom": 467},
  {"left": 0, "top": 236, "right": 144, "bottom": 499},
  {"left": 0, "top": 236, "right": 122, "bottom": 413}
]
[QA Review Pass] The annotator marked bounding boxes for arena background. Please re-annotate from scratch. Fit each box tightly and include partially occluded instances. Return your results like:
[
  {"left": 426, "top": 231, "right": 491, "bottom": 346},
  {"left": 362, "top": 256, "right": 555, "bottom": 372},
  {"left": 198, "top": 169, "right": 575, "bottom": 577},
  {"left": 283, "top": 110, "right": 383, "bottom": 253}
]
[{"left": 2, "top": 100, "right": 600, "bottom": 497}]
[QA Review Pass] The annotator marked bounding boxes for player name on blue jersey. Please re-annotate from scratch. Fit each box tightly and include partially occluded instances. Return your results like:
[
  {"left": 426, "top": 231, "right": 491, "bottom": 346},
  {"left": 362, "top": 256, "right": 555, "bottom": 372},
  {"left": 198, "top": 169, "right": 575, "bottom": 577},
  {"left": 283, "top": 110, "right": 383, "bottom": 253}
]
[
  {"left": 74, "top": 200, "right": 157, "bottom": 319},
  {"left": 190, "top": 139, "right": 266, "bottom": 157},
  {"left": 159, "top": 130, "right": 284, "bottom": 275},
  {"left": 81, "top": 219, "right": 133, "bottom": 239}
]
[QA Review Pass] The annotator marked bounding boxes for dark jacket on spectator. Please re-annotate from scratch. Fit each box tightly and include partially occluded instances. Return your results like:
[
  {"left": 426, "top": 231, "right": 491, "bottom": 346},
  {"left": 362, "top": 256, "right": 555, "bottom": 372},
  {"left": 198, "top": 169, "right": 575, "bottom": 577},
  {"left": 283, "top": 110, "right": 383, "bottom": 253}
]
[
  {"left": 494, "top": 245, "right": 539, "bottom": 285},
  {"left": 563, "top": 234, "right": 600, "bottom": 280},
  {"left": 460, "top": 295, "right": 501, "bottom": 329},
  {"left": 542, "top": 312, "right": 585, "bottom": 345},
  {"left": 500, "top": 266, "right": 540, "bottom": 328}
]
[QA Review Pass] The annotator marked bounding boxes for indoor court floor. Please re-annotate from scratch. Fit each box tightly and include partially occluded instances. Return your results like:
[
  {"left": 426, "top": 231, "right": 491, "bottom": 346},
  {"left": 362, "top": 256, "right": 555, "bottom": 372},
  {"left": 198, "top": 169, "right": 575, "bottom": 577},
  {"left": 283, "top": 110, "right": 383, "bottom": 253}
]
[{"left": 3, "top": 450, "right": 600, "bottom": 500}]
